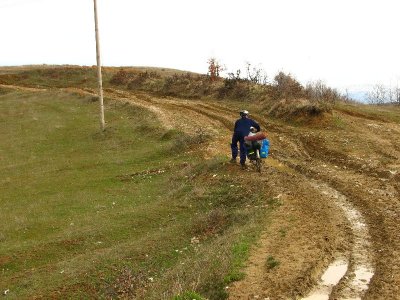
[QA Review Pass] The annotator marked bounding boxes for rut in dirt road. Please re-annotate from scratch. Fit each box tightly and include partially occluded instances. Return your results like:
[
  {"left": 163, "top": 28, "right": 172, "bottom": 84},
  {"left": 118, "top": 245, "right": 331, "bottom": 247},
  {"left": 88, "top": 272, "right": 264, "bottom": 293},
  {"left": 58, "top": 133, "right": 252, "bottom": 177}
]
[{"left": 303, "top": 181, "right": 374, "bottom": 300}]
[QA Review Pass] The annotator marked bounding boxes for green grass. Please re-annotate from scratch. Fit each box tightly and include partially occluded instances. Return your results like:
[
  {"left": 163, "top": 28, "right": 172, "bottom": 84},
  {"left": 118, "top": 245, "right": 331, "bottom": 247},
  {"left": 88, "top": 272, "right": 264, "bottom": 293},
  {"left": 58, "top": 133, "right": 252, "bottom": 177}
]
[
  {"left": 0, "top": 90, "right": 186, "bottom": 297},
  {"left": 332, "top": 114, "right": 347, "bottom": 129},
  {"left": 0, "top": 89, "right": 272, "bottom": 299},
  {"left": 223, "top": 240, "right": 251, "bottom": 283},
  {"left": 266, "top": 255, "right": 280, "bottom": 270},
  {"left": 173, "top": 291, "right": 206, "bottom": 300},
  {"left": 0, "top": 66, "right": 104, "bottom": 89},
  {"left": 335, "top": 101, "right": 400, "bottom": 124}
]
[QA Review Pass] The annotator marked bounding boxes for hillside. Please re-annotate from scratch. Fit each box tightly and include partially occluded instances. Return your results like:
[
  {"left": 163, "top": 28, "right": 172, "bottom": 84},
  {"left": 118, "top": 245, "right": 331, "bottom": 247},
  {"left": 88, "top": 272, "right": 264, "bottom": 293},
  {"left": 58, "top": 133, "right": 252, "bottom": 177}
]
[{"left": 1, "top": 66, "right": 399, "bottom": 299}]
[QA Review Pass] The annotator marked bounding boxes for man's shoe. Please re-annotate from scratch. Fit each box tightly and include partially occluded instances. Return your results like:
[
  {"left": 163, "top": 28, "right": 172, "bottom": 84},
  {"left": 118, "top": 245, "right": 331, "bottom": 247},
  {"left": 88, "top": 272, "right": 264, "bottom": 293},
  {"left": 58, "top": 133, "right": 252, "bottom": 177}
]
[
  {"left": 241, "top": 164, "right": 247, "bottom": 170},
  {"left": 230, "top": 158, "right": 237, "bottom": 164}
]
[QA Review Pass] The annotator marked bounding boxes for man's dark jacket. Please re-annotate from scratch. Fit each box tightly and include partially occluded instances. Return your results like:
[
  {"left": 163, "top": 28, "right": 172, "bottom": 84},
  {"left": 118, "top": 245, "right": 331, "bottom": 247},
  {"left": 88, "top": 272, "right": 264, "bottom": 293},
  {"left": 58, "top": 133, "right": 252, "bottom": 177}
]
[{"left": 233, "top": 117, "right": 260, "bottom": 137}]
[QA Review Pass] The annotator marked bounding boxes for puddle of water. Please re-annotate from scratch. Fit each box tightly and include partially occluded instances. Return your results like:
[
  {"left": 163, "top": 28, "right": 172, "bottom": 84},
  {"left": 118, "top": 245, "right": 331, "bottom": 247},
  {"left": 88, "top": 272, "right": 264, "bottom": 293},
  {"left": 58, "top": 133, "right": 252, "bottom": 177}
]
[
  {"left": 303, "top": 181, "right": 375, "bottom": 300},
  {"left": 302, "top": 290, "right": 330, "bottom": 300},
  {"left": 302, "top": 260, "right": 348, "bottom": 300},
  {"left": 330, "top": 188, "right": 375, "bottom": 298},
  {"left": 345, "top": 265, "right": 375, "bottom": 298},
  {"left": 321, "top": 260, "right": 349, "bottom": 285}
]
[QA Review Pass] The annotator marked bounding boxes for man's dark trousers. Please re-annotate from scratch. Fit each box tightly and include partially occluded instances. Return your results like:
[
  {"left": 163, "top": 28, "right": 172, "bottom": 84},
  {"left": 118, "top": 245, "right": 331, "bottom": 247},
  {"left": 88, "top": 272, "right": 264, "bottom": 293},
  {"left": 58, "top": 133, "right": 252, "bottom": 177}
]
[{"left": 231, "top": 133, "right": 246, "bottom": 165}]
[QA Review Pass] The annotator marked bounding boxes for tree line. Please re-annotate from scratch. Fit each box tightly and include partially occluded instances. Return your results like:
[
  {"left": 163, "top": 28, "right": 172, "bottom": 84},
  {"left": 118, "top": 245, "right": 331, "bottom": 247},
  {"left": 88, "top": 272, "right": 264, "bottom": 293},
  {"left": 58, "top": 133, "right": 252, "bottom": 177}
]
[{"left": 367, "top": 84, "right": 400, "bottom": 105}]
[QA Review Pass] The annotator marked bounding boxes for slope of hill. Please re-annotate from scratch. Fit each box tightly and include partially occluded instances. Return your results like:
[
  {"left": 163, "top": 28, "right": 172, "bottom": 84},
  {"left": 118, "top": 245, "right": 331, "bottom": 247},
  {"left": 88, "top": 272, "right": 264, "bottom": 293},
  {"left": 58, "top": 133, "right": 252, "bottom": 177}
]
[{"left": 1, "top": 66, "right": 399, "bottom": 299}]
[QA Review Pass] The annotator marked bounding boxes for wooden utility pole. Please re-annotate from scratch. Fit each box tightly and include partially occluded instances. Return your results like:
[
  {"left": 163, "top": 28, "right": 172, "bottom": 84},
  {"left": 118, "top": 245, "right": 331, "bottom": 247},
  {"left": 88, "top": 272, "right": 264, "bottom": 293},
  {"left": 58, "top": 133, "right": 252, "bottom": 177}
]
[{"left": 93, "top": 0, "right": 105, "bottom": 131}]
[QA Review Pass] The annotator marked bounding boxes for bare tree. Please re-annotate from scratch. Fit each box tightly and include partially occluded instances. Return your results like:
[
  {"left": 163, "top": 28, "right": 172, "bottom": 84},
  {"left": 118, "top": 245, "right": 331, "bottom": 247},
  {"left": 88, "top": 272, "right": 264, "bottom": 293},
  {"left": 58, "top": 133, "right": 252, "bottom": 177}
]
[
  {"left": 388, "top": 87, "right": 395, "bottom": 103},
  {"left": 227, "top": 69, "right": 242, "bottom": 81},
  {"left": 273, "top": 72, "right": 304, "bottom": 100},
  {"left": 207, "top": 58, "right": 224, "bottom": 81},
  {"left": 367, "top": 84, "right": 387, "bottom": 104},
  {"left": 305, "top": 80, "right": 341, "bottom": 102},
  {"left": 393, "top": 86, "right": 400, "bottom": 105},
  {"left": 245, "top": 62, "right": 268, "bottom": 84}
]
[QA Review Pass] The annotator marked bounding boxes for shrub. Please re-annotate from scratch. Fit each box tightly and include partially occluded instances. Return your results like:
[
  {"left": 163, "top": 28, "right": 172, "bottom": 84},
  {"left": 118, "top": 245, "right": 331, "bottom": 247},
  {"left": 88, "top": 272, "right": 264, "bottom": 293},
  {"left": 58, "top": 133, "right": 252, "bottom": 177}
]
[
  {"left": 218, "top": 77, "right": 249, "bottom": 100},
  {"left": 192, "top": 208, "right": 231, "bottom": 237},
  {"left": 173, "top": 291, "right": 206, "bottom": 300},
  {"left": 305, "top": 80, "right": 342, "bottom": 103},
  {"left": 107, "top": 66, "right": 343, "bottom": 117},
  {"left": 268, "top": 98, "right": 331, "bottom": 120},
  {"left": 126, "top": 71, "right": 160, "bottom": 89},
  {"left": 266, "top": 256, "right": 280, "bottom": 269},
  {"left": 218, "top": 76, "right": 269, "bottom": 102},
  {"left": 271, "top": 72, "right": 305, "bottom": 100},
  {"left": 170, "top": 128, "right": 212, "bottom": 152},
  {"left": 109, "top": 69, "right": 136, "bottom": 85}
]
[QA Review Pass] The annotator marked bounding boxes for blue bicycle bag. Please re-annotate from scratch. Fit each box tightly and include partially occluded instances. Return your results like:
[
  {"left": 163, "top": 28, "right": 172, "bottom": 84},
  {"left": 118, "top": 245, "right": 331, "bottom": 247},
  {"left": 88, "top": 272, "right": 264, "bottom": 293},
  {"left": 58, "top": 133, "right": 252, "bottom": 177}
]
[{"left": 260, "top": 139, "right": 269, "bottom": 158}]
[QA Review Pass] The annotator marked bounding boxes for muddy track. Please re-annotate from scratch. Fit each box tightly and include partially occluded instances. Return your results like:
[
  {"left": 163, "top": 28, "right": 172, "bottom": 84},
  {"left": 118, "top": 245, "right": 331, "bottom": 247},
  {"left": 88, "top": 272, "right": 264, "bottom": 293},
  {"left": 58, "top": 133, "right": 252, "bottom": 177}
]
[
  {"left": 0, "top": 83, "right": 47, "bottom": 92},
  {"left": 288, "top": 159, "right": 400, "bottom": 299},
  {"left": 272, "top": 117, "right": 400, "bottom": 299},
  {"left": 102, "top": 89, "right": 390, "bottom": 299},
  {"left": 3, "top": 84, "right": 399, "bottom": 299},
  {"left": 127, "top": 94, "right": 399, "bottom": 299}
]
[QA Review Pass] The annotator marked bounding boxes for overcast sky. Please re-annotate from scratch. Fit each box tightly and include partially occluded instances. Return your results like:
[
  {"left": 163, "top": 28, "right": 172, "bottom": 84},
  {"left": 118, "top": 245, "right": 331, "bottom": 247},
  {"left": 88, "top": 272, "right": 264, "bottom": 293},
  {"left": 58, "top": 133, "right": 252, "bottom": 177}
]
[{"left": 0, "top": 0, "right": 399, "bottom": 96}]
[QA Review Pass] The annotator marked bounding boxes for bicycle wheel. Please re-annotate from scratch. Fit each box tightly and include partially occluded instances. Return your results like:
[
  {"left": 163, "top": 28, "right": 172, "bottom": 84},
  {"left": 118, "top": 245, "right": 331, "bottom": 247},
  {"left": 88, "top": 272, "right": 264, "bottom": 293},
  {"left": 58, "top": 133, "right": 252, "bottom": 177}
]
[
  {"left": 256, "top": 158, "right": 262, "bottom": 173},
  {"left": 255, "top": 150, "right": 262, "bottom": 173}
]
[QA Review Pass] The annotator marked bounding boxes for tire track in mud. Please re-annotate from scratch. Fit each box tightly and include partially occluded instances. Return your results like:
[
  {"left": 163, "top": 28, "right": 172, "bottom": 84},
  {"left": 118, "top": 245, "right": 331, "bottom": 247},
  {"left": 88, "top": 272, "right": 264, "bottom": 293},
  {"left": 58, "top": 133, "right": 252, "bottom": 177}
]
[
  {"left": 272, "top": 148, "right": 379, "bottom": 299},
  {"left": 303, "top": 181, "right": 374, "bottom": 300},
  {"left": 291, "top": 159, "right": 400, "bottom": 299},
  {"left": 103, "top": 90, "right": 241, "bottom": 158},
  {"left": 278, "top": 113, "right": 400, "bottom": 299},
  {"left": 227, "top": 154, "right": 376, "bottom": 300},
  {"left": 105, "top": 90, "right": 231, "bottom": 136}
]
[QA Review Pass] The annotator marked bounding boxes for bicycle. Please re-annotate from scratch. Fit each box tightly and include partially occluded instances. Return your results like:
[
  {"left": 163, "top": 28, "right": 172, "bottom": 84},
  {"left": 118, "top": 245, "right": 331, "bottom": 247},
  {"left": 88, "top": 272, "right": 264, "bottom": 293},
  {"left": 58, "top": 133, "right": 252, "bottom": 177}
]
[
  {"left": 244, "top": 128, "right": 268, "bottom": 173},
  {"left": 245, "top": 143, "right": 262, "bottom": 173}
]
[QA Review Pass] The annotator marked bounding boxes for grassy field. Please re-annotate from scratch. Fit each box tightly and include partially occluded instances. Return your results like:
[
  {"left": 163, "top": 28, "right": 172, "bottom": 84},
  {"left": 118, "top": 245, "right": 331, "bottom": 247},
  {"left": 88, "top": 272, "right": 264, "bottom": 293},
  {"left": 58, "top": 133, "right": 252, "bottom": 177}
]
[{"left": 0, "top": 88, "right": 272, "bottom": 299}]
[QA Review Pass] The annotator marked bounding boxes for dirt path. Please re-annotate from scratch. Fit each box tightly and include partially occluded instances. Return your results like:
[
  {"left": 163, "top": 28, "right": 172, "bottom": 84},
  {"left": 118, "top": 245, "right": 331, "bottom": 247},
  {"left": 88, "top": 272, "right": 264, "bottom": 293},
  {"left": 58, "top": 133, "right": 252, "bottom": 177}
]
[
  {"left": 5, "top": 84, "right": 399, "bottom": 299},
  {"left": 129, "top": 94, "right": 400, "bottom": 300},
  {"left": 0, "top": 83, "right": 47, "bottom": 92}
]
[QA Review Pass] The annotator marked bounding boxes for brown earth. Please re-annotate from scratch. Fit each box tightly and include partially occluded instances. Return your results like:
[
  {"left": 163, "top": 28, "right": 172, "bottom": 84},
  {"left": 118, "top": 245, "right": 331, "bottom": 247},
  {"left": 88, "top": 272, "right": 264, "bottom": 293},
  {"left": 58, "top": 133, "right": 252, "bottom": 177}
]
[{"left": 2, "top": 83, "right": 399, "bottom": 299}]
